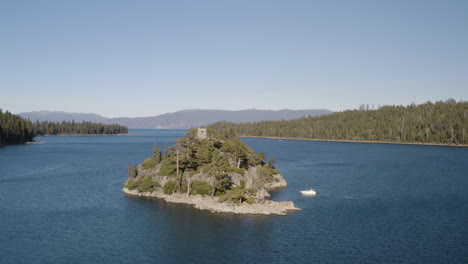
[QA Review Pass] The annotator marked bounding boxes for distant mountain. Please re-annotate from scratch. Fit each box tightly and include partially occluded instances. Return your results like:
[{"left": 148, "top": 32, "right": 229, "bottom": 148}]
[
  {"left": 19, "top": 111, "right": 110, "bottom": 123},
  {"left": 19, "top": 109, "right": 333, "bottom": 129}
]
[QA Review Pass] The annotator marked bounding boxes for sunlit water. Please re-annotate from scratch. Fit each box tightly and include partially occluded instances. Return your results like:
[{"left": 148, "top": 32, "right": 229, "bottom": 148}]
[{"left": 0, "top": 129, "right": 467, "bottom": 263}]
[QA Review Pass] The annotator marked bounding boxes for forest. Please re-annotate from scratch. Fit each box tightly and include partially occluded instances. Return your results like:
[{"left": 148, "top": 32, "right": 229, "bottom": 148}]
[
  {"left": 34, "top": 120, "right": 128, "bottom": 135},
  {"left": 0, "top": 109, "right": 35, "bottom": 146},
  {"left": 208, "top": 99, "right": 468, "bottom": 145},
  {"left": 0, "top": 109, "right": 128, "bottom": 146}
]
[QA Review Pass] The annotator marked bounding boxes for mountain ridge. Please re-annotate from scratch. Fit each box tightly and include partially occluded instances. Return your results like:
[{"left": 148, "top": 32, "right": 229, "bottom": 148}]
[{"left": 19, "top": 109, "right": 333, "bottom": 129}]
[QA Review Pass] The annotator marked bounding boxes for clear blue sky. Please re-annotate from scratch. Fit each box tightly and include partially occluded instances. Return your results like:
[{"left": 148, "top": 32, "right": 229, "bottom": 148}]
[{"left": 1, "top": 0, "right": 467, "bottom": 117}]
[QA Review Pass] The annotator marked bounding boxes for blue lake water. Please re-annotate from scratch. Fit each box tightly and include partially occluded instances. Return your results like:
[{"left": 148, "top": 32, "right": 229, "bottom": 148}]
[{"left": 0, "top": 129, "right": 467, "bottom": 263}]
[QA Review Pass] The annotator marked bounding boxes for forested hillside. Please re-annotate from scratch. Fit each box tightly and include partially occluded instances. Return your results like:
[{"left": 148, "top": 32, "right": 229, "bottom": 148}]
[
  {"left": 34, "top": 121, "right": 128, "bottom": 135},
  {"left": 208, "top": 100, "right": 468, "bottom": 145},
  {"left": 1, "top": 109, "right": 128, "bottom": 146},
  {"left": 0, "top": 110, "right": 35, "bottom": 146}
]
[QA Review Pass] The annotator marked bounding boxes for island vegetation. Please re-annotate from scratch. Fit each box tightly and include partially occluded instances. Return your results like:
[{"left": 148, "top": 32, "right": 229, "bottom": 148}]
[
  {"left": 208, "top": 99, "right": 468, "bottom": 146},
  {"left": 0, "top": 109, "right": 128, "bottom": 146},
  {"left": 123, "top": 127, "right": 298, "bottom": 215}
]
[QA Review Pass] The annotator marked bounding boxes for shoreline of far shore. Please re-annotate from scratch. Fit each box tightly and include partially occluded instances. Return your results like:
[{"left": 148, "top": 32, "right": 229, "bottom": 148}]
[{"left": 240, "top": 135, "right": 468, "bottom": 148}]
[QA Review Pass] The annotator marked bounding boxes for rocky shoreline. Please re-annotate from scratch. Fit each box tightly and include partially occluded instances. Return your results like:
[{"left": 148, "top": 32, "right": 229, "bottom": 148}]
[{"left": 123, "top": 187, "right": 300, "bottom": 215}]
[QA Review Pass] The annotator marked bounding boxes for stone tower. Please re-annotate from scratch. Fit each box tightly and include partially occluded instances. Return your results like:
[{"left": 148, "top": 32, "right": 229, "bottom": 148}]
[{"left": 197, "top": 128, "right": 207, "bottom": 140}]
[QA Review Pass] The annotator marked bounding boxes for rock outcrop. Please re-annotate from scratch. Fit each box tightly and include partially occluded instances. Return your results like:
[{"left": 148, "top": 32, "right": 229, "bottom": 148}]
[{"left": 123, "top": 187, "right": 300, "bottom": 215}]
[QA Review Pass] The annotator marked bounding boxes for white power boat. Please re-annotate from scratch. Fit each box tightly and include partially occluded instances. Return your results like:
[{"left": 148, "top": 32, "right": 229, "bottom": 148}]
[{"left": 300, "top": 189, "right": 317, "bottom": 196}]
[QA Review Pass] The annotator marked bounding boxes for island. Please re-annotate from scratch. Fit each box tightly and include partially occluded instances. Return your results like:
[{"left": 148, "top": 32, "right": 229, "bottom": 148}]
[{"left": 123, "top": 127, "right": 300, "bottom": 215}]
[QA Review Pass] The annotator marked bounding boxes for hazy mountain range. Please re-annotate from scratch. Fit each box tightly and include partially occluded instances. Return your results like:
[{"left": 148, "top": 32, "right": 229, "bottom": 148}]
[{"left": 19, "top": 109, "right": 333, "bottom": 129}]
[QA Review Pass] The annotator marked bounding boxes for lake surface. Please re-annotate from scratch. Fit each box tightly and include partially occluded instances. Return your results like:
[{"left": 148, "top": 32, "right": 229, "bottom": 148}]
[{"left": 0, "top": 129, "right": 467, "bottom": 263}]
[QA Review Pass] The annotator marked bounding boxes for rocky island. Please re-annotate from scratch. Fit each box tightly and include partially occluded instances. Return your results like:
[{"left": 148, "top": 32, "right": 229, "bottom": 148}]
[{"left": 123, "top": 127, "right": 300, "bottom": 215}]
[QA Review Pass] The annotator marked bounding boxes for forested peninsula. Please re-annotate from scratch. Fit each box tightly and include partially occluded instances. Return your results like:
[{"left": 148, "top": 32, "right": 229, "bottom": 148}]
[
  {"left": 34, "top": 120, "right": 128, "bottom": 136},
  {"left": 0, "top": 110, "right": 35, "bottom": 146},
  {"left": 208, "top": 100, "right": 468, "bottom": 146},
  {"left": 0, "top": 109, "right": 128, "bottom": 146},
  {"left": 123, "top": 128, "right": 299, "bottom": 215}
]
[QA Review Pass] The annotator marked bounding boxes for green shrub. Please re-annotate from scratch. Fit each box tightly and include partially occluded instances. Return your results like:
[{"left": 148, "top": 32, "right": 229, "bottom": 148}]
[
  {"left": 214, "top": 188, "right": 226, "bottom": 197},
  {"left": 248, "top": 153, "right": 263, "bottom": 167},
  {"left": 218, "top": 188, "right": 246, "bottom": 204},
  {"left": 218, "top": 186, "right": 258, "bottom": 204},
  {"left": 245, "top": 188, "right": 257, "bottom": 196},
  {"left": 137, "top": 176, "right": 161, "bottom": 193},
  {"left": 159, "top": 159, "right": 176, "bottom": 176},
  {"left": 125, "top": 180, "right": 140, "bottom": 190},
  {"left": 127, "top": 164, "right": 138, "bottom": 179},
  {"left": 125, "top": 176, "right": 161, "bottom": 193},
  {"left": 239, "top": 180, "right": 246, "bottom": 189},
  {"left": 257, "top": 166, "right": 274, "bottom": 183},
  {"left": 246, "top": 197, "right": 256, "bottom": 204},
  {"left": 191, "top": 180, "right": 212, "bottom": 196},
  {"left": 142, "top": 157, "right": 158, "bottom": 170},
  {"left": 163, "top": 181, "right": 178, "bottom": 194},
  {"left": 227, "top": 167, "right": 245, "bottom": 174},
  {"left": 180, "top": 180, "right": 188, "bottom": 193}
]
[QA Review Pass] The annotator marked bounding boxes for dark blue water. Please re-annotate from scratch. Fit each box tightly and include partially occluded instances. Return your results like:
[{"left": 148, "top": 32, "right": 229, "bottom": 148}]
[{"left": 1, "top": 130, "right": 467, "bottom": 263}]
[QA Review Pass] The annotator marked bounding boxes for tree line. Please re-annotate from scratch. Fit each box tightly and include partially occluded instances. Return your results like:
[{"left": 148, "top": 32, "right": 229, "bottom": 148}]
[
  {"left": 208, "top": 99, "right": 468, "bottom": 145},
  {"left": 34, "top": 120, "right": 128, "bottom": 135},
  {"left": 0, "top": 109, "right": 35, "bottom": 146},
  {"left": 1, "top": 109, "right": 128, "bottom": 146}
]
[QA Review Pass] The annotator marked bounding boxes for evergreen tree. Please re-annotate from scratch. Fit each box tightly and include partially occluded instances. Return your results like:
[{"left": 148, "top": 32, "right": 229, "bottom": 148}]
[
  {"left": 34, "top": 121, "right": 128, "bottom": 135},
  {"left": 0, "top": 109, "right": 35, "bottom": 146},
  {"left": 208, "top": 99, "right": 468, "bottom": 145},
  {"left": 205, "top": 150, "right": 231, "bottom": 197},
  {"left": 0, "top": 109, "right": 129, "bottom": 146}
]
